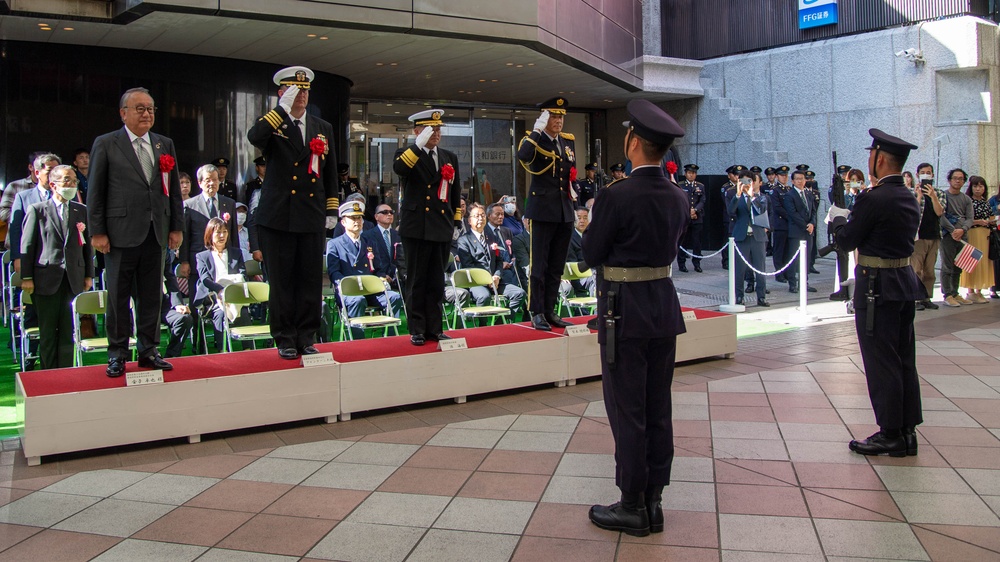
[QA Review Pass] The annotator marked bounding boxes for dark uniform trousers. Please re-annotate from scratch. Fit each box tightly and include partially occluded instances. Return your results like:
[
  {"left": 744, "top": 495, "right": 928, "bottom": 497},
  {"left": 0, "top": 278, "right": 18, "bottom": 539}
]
[
  {"left": 402, "top": 237, "right": 450, "bottom": 336},
  {"left": 528, "top": 220, "right": 572, "bottom": 315},
  {"left": 601, "top": 335, "right": 676, "bottom": 493},
  {"left": 162, "top": 309, "right": 193, "bottom": 358},
  {"left": 257, "top": 224, "right": 324, "bottom": 350},
  {"left": 105, "top": 225, "right": 165, "bottom": 359},
  {"left": 855, "top": 299, "right": 922, "bottom": 430},
  {"left": 678, "top": 224, "right": 702, "bottom": 268},
  {"left": 772, "top": 230, "right": 788, "bottom": 276},
  {"left": 34, "top": 276, "right": 75, "bottom": 369}
]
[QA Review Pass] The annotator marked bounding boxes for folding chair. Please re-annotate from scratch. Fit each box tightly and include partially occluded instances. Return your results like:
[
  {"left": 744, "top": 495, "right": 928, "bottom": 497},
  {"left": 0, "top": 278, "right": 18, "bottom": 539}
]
[
  {"left": 559, "top": 261, "right": 598, "bottom": 317},
  {"left": 71, "top": 290, "right": 137, "bottom": 367},
  {"left": 244, "top": 259, "right": 264, "bottom": 279},
  {"left": 17, "top": 287, "right": 39, "bottom": 371},
  {"left": 220, "top": 281, "right": 272, "bottom": 352},
  {"left": 1, "top": 250, "right": 10, "bottom": 327},
  {"left": 450, "top": 268, "right": 511, "bottom": 328},
  {"left": 336, "top": 274, "right": 401, "bottom": 341}
]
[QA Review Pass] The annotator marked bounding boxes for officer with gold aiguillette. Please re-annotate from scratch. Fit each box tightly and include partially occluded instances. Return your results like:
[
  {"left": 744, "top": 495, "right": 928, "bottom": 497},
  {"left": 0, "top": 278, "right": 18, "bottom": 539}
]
[
  {"left": 583, "top": 100, "right": 690, "bottom": 537},
  {"left": 516, "top": 96, "right": 577, "bottom": 331}
]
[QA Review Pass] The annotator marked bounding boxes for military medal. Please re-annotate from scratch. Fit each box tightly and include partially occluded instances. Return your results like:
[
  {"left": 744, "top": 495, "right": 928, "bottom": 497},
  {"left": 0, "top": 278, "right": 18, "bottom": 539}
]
[{"left": 564, "top": 146, "right": 575, "bottom": 162}]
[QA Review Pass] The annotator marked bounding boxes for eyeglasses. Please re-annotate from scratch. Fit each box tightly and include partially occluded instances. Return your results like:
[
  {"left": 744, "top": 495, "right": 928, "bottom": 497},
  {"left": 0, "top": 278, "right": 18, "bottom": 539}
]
[
  {"left": 125, "top": 106, "right": 156, "bottom": 114},
  {"left": 52, "top": 178, "right": 79, "bottom": 186},
  {"left": 469, "top": 214, "right": 486, "bottom": 219},
  {"left": 376, "top": 210, "right": 394, "bottom": 215}
]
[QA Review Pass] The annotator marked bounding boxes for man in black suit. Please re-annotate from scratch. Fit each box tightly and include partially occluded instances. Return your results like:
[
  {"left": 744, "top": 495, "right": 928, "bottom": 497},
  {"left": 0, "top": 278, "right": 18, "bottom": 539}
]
[
  {"left": 566, "top": 207, "right": 595, "bottom": 296},
  {"left": 392, "top": 109, "right": 462, "bottom": 346},
  {"left": 455, "top": 203, "right": 526, "bottom": 314},
  {"left": 21, "top": 165, "right": 94, "bottom": 369},
  {"left": 88, "top": 87, "right": 183, "bottom": 377},
  {"left": 247, "top": 66, "right": 338, "bottom": 360},
  {"left": 161, "top": 250, "right": 193, "bottom": 358},
  {"left": 516, "top": 97, "right": 577, "bottom": 331},
  {"left": 178, "top": 164, "right": 239, "bottom": 295},
  {"left": 783, "top": 169, "right": 817, "bottom": 293},
  {"left": 371, "top": 203, "right": 405, "bottom": 291},
  {"left": 485, "top": 203, "right": 519, "bottom": 289}
]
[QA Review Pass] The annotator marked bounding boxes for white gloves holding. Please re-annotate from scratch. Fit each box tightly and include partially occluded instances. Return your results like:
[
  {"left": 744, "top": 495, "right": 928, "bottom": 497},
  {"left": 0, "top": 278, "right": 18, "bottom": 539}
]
[
  {"left": 325, "top": 216, "right": 338, "bottom": 230},
  {"left": 278, "top": 85, "right": 299, "bottom": 114},
  {"left": 825, "top": 205, "right": 850, "bottom": 224},
  {"left": 415, "top": 126, "right": 434, "bottom": 150},
  {"left": 533, "top": 110, "right": 550, "bottom": 133}
]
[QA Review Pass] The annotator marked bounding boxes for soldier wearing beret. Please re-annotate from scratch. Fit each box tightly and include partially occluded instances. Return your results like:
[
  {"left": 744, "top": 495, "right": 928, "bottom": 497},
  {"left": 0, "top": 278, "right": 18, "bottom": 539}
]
[
  {"left": 212, "top": 157, "right": 239, "bottom": 202},
  {"left": 826, "top": 129, "right": 925, "bottom": 457},
  {"left": 583, "top": 99, "right": 689, "bottom": 537},
  {"left": 393, "top": 109, "right": 462, "bottom": 346},
  {"left": 516, "top": 97, "right": 577, "bottom": 331},
  {"left": 677, "top": 164, "right": 704, "bottom": 273},
  {"left": 247, "top": 65, "right": 338, "bottom": 360}
]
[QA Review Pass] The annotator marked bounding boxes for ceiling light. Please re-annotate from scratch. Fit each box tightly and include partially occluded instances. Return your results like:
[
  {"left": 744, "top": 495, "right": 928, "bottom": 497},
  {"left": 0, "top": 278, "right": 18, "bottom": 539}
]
[
  {"left": 505, "top": 63, "right": 513, "bottom": 66},
  {"left": 63, "top": 27, "right": 74, "bottom": 31},
  {"left": 516, "top": 64, "right": 523, "bottom": 68},
  {"left": 307, "top": 34, "right": 317, "bottom": 37},
  {"left": 390, "top": 62, "right": 398, "bottom": 66},
  {"left": 479, "top": 79, "right": 486, "bottom": 82},
  {"left": 320, "top": 36, "right": 328, "bottom": 40},
  {"left": 385, "top": 103, "right": 393, "bottom": 107},
  {"left": 375, "top": 62, "right": 384, "bottom": 66},
  {"left": 37, "top": 22, "right": 47, "bottom": 26},
  {"left": 528, "top": 63, "right": 535, "bottom": 66},
  {"left": 39, "top": 27, "right": 51, "bottom": 31}
]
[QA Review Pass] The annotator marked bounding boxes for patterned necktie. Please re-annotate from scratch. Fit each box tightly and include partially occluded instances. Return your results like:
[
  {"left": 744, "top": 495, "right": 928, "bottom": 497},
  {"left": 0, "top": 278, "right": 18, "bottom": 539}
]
[
  {"left": 209, "top": 198, "right": 218, "bottom": 219},
  {"left": 383, "top": 229, "right": 391, "bottom": 257},
  {"left": 134, "top": 137, "right": 154, "bottom": 183}
]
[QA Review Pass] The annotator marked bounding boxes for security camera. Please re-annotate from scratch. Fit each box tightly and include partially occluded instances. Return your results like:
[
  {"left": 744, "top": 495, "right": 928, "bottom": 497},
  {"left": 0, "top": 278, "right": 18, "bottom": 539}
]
[{"left": 895, "top": 48, "right": 925, "bottom": 63}]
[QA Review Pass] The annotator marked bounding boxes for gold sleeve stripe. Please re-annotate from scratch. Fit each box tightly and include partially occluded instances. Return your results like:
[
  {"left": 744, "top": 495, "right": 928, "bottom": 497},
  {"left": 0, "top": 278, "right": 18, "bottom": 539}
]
[
  {"left": 262, "top": 110, "right": 282, "bottom": 129},
  {"left": 326, "top": 197, "right": 339, "bottom": 210},
  {"left": 398, "top": 148, "right": 419, "bottom": 168},
  {"left": 453, "top": 209, "right": 463, "bottom": 221}
]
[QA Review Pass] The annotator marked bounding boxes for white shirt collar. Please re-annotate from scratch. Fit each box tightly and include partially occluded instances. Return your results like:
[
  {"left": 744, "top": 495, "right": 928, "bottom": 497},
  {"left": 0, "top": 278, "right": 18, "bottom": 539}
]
[
  {"left": 124, "top": 127, "right": 151, "bottom": 145},
  {"left": 35, "top": 184, "right": 50, "bottom": 198},
  {"left": 203, "top": 193, "right": 217, "bottom": 204}
]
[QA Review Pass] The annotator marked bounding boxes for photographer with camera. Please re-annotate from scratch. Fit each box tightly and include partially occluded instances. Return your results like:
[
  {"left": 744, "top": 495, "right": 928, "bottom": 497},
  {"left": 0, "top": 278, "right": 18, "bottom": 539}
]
[
  {"left": 728, "top": 169, "right": 770, "bottom": 306},
  {"left": 909, "top": 163, "right": 944, "bottom": 310}
]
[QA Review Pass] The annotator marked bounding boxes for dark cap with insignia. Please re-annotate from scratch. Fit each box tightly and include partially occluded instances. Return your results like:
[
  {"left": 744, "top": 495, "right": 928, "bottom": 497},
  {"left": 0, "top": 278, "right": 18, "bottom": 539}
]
[
  {"left": 253, "top": 155, "right": 266, "bottom": 166},
  {"left": 409, "top": 109, "right": 445, "bottom": 127},
  {"left": 609, "top": 163, "right": 625, "bottom": 172},
  {"left": 273, "top": 66, "right": 314, "bottom": 90},
  {"left": 775, "top": 165, "right": 790, "bottom": 175},
  {"left": 765, "top": 167, "right": 776, "bottom": 175},
  {"left": 684, "top": 164, "right": 699, "bottom": 172},
  {"left": 213, "top": 157, "right": 230, "bottom": 168},
  {"left": 836, "top": 164, "right": 851, "bottom": 174},
  {"left": 805, "top": 170, "right": 816, "bottom": 179},
  {"left": 585, "top": 162, "right": 597, "bottom": 171},
  {"left": 622, "top": 99, "right": 684, "bottom": 146},
  {"left": 866, "top": 128, "right": 918, "bottom": 157},
  {"left": 538, "top": 97, "right": 568, "bottom": 115},
  {"left": 727, "top": 165, "right": 746, "bottom": 174},
  {"left": 795, "top": 164, "right": 810, "bottom": 172},
  {"left": 339, "top": 201, "right": 366, "bottom": 218},
  {"left": 750, "top": 166, "right": 762, "bottom": 174},
  {"left": 338, "top": 163, "right": 350, "bottom": 174}
]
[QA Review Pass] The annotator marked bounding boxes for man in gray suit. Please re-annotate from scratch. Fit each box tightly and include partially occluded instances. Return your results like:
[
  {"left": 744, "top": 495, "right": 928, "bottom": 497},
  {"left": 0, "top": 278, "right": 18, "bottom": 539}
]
[
  {"left": 88, "top": 87, "right": 183, "bottom": 377},
  {"left": 9, "top": 153, "right": 61, "bottom": 271},
  {"left": 21, "top": 165, "right": 94, "bottom": 369}
]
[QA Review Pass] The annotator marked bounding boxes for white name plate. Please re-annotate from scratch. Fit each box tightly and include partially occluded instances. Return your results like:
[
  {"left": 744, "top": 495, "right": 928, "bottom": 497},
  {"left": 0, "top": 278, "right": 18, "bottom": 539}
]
[
  {"left": 438, "top": 338, "right": 468, "bottom": 351},
  {"left": 301, "top": 352, "right": 336, "bottom": 367},
  {"left": 564, "top": 325, "right": 592, "bottom": 337},
  {"left": 682, "top": 310, "right": 698, "bottom": 322},
  {"left": 126, "top": 370, "right": 164, "bottom": 387}
]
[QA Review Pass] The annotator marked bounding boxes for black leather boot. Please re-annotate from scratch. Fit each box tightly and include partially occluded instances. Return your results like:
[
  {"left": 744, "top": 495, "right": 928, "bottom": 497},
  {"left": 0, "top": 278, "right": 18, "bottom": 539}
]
[
  {"left": 903, "top": 426, "right": 918, "bottom": 456},
  {"left": 589, "top": 491, "right": 650, "bottom": 537},
  {"left": 849, "top": 429, "right": 906, "bottom": 457},
  {"left": 645, "top": 485, "right": 664, "bottom": 533}
]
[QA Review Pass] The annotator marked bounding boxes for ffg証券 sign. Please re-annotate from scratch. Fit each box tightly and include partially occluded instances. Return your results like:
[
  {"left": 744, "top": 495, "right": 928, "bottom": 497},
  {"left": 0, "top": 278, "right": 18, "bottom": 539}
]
[{"left": 799, "top": 0, "right": 838, "bottom": 29}]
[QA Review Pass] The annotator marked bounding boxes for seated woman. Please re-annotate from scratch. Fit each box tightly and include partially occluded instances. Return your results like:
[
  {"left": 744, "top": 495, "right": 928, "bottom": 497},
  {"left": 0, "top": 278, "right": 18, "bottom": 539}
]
[{"left": 194, "top": 218, "right": 249, "bottom": 351}]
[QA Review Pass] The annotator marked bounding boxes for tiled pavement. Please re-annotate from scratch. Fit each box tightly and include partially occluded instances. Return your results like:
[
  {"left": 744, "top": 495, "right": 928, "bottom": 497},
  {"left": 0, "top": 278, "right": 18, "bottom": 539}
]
[{"left": 1, "top": 303, "right": 1000, "bottom": 560}]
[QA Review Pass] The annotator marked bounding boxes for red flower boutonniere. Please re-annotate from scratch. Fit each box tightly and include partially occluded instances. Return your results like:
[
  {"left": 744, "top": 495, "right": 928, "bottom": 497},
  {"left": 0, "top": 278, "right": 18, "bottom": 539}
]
[
  {"left": 159, "top": 154, "right": 175, "bottom": 197},
  {"left": 308, "top": 135, "right": 328, "bottom": 177},
  {"left": 76, "top": 222, "right": 86, "bottom": 246},
  {"left": 438, "top": 163, "right": 455, "bottom": 202},
  {"left": 569, "top": 166, "right": 577, "bottom": 183},
  {"left": 490, "top": 242, "right": 500, "bottom": 257},
  {"left": 665, "top": 161, "right": 678, "bottom": 175},
  {"left": 223, "top": 212, "right": 231, "bottom": 223}
]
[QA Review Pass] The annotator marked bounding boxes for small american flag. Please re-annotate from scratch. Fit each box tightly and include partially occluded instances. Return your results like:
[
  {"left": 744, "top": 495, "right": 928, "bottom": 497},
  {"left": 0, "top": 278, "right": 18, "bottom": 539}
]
[{"left": 954, "top": 242, "right": 984, "bottom": 272}]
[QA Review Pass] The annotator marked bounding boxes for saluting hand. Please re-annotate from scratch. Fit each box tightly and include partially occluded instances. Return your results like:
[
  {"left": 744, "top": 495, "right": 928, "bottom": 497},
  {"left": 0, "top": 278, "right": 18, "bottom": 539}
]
[
  {"left": 278, "top": 85, "right": 299, "bottom": 114},
  {"left": 415, "top": 126, "right": 434, "bottom": 150},
  {"left": 533, "top": 110, "right": 550, "bottom": 133}
]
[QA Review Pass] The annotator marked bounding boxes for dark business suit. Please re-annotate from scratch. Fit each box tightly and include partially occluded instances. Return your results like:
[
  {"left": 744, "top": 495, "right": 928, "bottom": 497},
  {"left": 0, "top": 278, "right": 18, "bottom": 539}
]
[
  {"left": 582, "top": 165, "right": 689, "bottom": 494},
  {"left": 326, "top": 233, "right": 402, "bottom": 338},
  {"left": 728, "top": 192, "right": 769, "bottom": 303},
  {"left": 517, "top": 130, "right": 576, "bottom": 317},
  {"left": 9, "top": 186, "right": 50, "bottom": 262},
  {"left": 454, "top": 231, "right": 526, "bottom": 311},
  {"left": 88, "top": 127, "right": 183, "bottom": 361},
  {"left": 393, "top": 143, "right": 461, "bottom": 337},
  {"left": 485, "top": 224, "right": 520, "bottom": 289},
  {"left": 247, "top": 106, "right": 338, "bottom": 351},
  {"left": 179, "top": 193, "right": 239, "bottom": 304},
  {"left": 21, "top": 199, "right": 93, "bottom": 369},
  {"left": 195, "top": 247, "right": 247, "bottom": 349},
  {"left": 783, "top": 186, "right": 814, "bottom": 290},
  {"left": 161, "top": 251, "right": 193, "bottom": 358},
  {"left": 365, "top": 226, "right": 404, "bottom": 286},
  {"left": 566, "top": 228, "right": 595, "bottom": 296},
  {"left": 511, "top": 229, "right": 531, "bottom": 289}
]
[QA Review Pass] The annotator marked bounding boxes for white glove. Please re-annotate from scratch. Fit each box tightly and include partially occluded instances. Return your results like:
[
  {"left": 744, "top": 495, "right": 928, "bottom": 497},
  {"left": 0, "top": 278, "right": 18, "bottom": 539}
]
[
  {"left": 278, "top": 85, "right": 299, "bottom": 114},
  {"left": 533, "top": 110, "right": 550, "bottom": 133},
  {"left": 325, "top": 216, "right": 338, "bottom": 230},
  {"left": 825, "top": 205, "right": 850, "bottom": 224},
  {"left": 415, "top": 126, "right": 433, "bottom": 150}
]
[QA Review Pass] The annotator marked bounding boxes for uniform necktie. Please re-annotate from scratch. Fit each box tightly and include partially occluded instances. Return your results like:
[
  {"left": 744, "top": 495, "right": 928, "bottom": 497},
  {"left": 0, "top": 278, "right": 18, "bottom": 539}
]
[
  {"left": 135, "top": 137, "right": 154, "bottom": 183},
  {"left": 209, "top": 198, "right": 218, "bottom": 219},
  {"left": 354, "top": 239, "right": 361, "bottom": 254},
  {"left": 293, "top": 119, "right": 304, "bottom": 143},
  {"left": 383, "top": 229, "right": 391, "bottom": 257},
  {"left": 430, "top": 148, "right": 439, "bottom": 170}
]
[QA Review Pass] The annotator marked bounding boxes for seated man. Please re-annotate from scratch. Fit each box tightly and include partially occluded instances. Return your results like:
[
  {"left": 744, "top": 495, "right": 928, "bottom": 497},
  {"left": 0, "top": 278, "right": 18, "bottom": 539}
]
[
  {"left": 566, "top": 206, "right": 596, "bottom": 297},
  {"left": 327, "top": 201, "right": 402, "bottom": 339},
  {"left": 455, "top": 203, "right": 526, "bottom": 315},
  {"left": 486, "top": 203, "right": 521, "bottom": 290},
  {"left": 161, "top": 250, "right": 193, "bottom": 358},
  {"left": 369, "top": 203, "right": 405, "bottom": 292}
]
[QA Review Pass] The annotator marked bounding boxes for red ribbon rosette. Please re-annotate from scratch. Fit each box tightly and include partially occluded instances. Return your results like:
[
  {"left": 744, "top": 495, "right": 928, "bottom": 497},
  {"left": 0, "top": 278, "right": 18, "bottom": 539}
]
[
  {"left": 665, "top": 161, "right": 678, "bottom": 175},
  {"left": 439, "top": 163, "right": 455, "bottom": 202},
  {"left": 159, "top": 154, "right": 175, "bottom": 197},
  {"left": 569, "top": 166, "right": 577, "bottom": 183},
  {"left": 308, "top": 138, "right": 326, "bottom": 177},
  {"left": 76, "top": 222, "right": 86, "bottom": 246},
  {"left": 366, "top": 247, "right": 375, "bottom": 272},
  {"left": 223, "top": 212, "right": 231, "bottom": 223},
  {"left": 490, "top": 242, "right": 500, "bottom": 257},
  {"left": 567, "top": 166, "right": 578, "bottom": 201}
]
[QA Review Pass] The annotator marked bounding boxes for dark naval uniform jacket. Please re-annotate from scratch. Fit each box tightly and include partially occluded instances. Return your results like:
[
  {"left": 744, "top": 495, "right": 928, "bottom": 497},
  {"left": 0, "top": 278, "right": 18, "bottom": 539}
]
[
  {"left": 681, "top": 180, "right": 705, "bottom": 224},
  {"left": 770, "top": 183, "right": 790, "bottom": 231},
  {"left": 392, "top": 145, "right": 462, "bottom": 241},
  {"left": 582, "top": 165, "right": 689, "bottom": 341},
  {"left": 246, "top": 107, "right": 338, "bottom": 233},
  {"left": 516, "top": 130, "right": 576, "bottom": 223}
]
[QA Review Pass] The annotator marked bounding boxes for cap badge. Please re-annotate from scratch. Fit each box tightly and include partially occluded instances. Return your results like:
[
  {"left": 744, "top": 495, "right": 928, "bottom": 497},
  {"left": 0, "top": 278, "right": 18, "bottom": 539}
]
[
  {"left": 295, "top": 70, "right": 307, "bottom": 82},
  {"left": 432, "top": 111, "right": 442, "bottom": 120},
  {"left": 353, "top": 203, "right": 361, "bottom": 212}
]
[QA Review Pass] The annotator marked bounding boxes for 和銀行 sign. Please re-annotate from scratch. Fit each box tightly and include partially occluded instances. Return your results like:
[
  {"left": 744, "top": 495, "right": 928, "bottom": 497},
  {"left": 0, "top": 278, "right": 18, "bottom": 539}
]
[{"left": 799, "top": 0, "right": 838, "bottom": 29}]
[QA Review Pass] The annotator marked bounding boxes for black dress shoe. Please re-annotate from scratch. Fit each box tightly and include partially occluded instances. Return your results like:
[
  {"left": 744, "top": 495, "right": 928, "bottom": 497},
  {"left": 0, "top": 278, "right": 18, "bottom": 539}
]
[
  {"left": 721, "top": 263, "right": 728, "bottom": 270},
  {"left": 677, "top": 265, "right": 688, "bottom": 273},
  {"left": 789, "top": 285, "right": 798, "bottom": 294},
  {"left": 757, "top": 300, "right": 770, "bottom": 307},
  {"left": 410, "top": 334, "right": 425, "bottom": 346},
  {"left": 806, "top": 286, "right": 817, "bottom": 293},
  {"left": 589, "top": 493, "right": 650, "bottom": 537},
  {"left": 915, "top": 301, "right": 926, "bottom": 311},
  {"left": 922, "top": 299, "right": 939, "bottom": 310},
  {"left": 425, "top": 333, "right": 451, "bottom": 341},
  {"left": 531, "top": 314, "right": 552, "bottom": 331},
  {"left": 775, "top": 275, "right": 787, "bottom": 283},
  {"left": 299, "top": 345, "right": 319, "bottom": 355},
  {"left": 694, "top": 265, "right": 703, "bottom": 273},
  {"left": 546, "top": 315, "right": 571, "bottom": 328},
  {"left": 849, "top": 431, "right": 907, "bottom": 457},
  {"left": 809, "top": 267, "right": 821, "bottom": 274},
  {"left": 586, "top": 317, "right": 598, "bottom": 330},
  {"left": 903, "top": 427, "right": 918, "bottom": 456},
  {"left": 278, "top": 347, "right": 300, "bottom": 360},
  {"left": 745, "top": 284, "right": 755, "bottom": 294},
  {"left": 735, "top": 299, "right": 744, "bottom": 306},
  {"left": 137, "top": 354, "right": 173, "bottom": 371},
  {"left": 106, "top": 358, "right": 126, "bottom": 378},
  {"left": 829, "top": 289, "right": 850, "bottom": 301}
]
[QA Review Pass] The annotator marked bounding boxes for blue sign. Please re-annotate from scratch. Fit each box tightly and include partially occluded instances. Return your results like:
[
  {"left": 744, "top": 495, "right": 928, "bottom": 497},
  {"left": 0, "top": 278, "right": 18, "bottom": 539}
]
[{"left": 799, "top": 0, "right": 838, "bottom": 29}]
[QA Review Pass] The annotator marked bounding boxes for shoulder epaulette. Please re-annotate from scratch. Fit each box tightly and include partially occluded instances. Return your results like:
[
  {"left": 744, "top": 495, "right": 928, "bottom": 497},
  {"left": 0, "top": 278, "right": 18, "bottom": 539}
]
[
  {"left": 559, "top": 132, "right": 575, "bottom": 141},
  {"left": 607, "top": 177, "right": 625, "bottom": 188}
]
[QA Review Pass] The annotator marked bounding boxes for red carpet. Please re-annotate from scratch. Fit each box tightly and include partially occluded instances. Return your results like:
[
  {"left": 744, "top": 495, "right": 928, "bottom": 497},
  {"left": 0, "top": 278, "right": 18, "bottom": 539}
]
[{"left": 19, "top": 308, "right": 716, "bottom": 398}]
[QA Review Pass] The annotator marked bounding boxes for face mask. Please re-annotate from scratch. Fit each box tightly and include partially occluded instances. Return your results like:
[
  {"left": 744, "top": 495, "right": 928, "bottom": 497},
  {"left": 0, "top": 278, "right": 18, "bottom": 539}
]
[
  {"left": 56, "top": 187, "right": 77, "bottom": 201},
  {"left": 503, "top": 203, "right": 516, "bottom": 215},
  {"left": 918, "top": 173, "right": 932, "bottom": 181},
  {"left": 237, "top": 213, "right": 247, "bottom": 226}
]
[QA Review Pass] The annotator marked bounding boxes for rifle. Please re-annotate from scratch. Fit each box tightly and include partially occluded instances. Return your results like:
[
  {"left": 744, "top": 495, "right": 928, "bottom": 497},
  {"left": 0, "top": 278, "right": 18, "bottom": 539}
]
[{"left": 818, "top": 151, "right": 846, "bottom": 258}]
